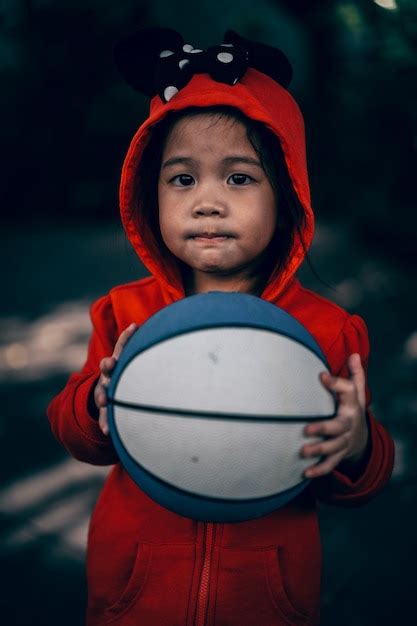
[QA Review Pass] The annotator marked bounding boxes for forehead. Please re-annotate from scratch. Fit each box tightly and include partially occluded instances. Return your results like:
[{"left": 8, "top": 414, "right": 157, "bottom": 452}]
[{"left": 163, "top": 113, "right": 252, "bottom": 154}]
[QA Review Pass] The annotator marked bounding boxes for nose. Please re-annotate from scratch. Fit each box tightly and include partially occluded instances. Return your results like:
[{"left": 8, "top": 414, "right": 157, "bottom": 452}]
[
  {"left": 193, "top": 204, "right": 225, "bottom": 217},
  {"left": 191, "top": 180, "right": 228, "bottom": 217}
]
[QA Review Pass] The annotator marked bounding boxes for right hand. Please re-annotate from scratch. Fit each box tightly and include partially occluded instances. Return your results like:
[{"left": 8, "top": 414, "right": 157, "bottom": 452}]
[{"left": 94, "top": 322, "right": 137, "bottom": 435}]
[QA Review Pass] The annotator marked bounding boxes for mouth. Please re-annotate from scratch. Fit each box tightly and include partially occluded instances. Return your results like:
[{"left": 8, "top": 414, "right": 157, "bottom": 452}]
[
  {"left": 191, "top": 234, "right": 232, "bottom": 244},
  {"left": 189, "top": 232, "right": 234, "bottom": 240}
]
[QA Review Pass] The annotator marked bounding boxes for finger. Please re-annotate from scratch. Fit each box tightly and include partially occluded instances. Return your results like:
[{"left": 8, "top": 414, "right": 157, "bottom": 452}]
[
  {"left": 319, "top": 372, "right": 357, "bottom": 404},
  {"left": 112, "top": 323, "right": 137, "bottom": 360},
  {"left": 304, "top": 448, "right": 347, "bottom": 478},
  {"left": 95, "top": 385, "right": 108, "bottom": 408},
  {"left": 304, "top": 415, "right": 352, "bottom": 438},
  {"left": 301, "top": 431, "right": 350, "bottom": 459},
  {"left": 100, "top": 356, "right": 117, "bottom": 376},
  {"left": 99, "top": 408, "right": 109, "bottom": 435},
  {"left": 347, "top": 353, "right": 366, "bottom": 412},
  {"left": 95, "top": 374, "right": 113, "bottom": 407}
]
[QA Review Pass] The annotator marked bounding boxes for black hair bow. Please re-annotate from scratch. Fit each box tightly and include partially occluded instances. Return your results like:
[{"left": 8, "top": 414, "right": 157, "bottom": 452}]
[{"left": 113, "top": 27, "right": 293, "bottom": 103}]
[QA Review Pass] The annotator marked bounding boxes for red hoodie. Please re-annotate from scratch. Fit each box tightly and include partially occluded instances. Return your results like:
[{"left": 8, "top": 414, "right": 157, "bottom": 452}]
[{"left": 47, "top": 49, "right": 395, "bottom": 626}]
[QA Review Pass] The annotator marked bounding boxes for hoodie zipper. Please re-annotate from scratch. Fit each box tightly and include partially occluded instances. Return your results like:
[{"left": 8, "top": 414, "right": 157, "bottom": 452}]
[{"left": 194, "top": 522, "right": 216, "bottom": 626}]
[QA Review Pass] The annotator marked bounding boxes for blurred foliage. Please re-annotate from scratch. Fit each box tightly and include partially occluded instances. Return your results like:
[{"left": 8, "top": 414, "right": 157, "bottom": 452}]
[{"left": 1, "top": 0, "right": 416, "bottom": 267}]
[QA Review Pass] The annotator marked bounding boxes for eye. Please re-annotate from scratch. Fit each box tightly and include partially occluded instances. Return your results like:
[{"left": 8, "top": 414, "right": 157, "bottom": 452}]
[
  {"left": 228, "top": 173, "right": 254, "bottom": 185},
  {"left": 171, "top": 174, "right": 194, "bottom": 187}
]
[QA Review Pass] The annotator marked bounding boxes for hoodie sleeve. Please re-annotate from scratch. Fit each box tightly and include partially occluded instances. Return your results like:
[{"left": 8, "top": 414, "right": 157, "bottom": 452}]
[
  {"left": 309, "top": 314, "right": 395, "bottom": 506},
  {"left": 46, "top": 293, "right": 120, "bottom": 466}
]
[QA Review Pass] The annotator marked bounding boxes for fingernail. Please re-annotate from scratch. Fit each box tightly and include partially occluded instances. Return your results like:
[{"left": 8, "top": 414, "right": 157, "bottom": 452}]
[{"left": 130, "top": 323, "right": 136, "bottom": 330}]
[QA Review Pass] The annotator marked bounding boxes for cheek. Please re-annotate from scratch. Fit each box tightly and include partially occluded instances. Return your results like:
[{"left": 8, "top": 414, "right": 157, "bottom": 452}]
[
  {"left": 159, "top": 214, "right": 176, "bottom": 247},
  {"left": 158, "top": 209, "right": 184, "bottom": 256},
  {"left": 158, "top": 188, "right": 175, "bottom": 240},
  {"left": 246, "top": 205, "right": 277, "bottom": 247},
  {"left": 262, "top": 202, "right": 277, "bottom": 231},
  {"left": 262, "top": 197, "right": 278, "bottom": 244}
]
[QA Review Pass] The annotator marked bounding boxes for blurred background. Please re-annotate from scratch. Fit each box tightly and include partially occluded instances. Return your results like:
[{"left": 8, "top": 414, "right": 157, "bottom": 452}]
[{"left": 0, "top": 0, "right": 416, "bottom": 624}]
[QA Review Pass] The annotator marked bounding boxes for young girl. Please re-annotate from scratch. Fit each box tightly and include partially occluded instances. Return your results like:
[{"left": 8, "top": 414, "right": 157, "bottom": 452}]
[{"left": 47, "top": 27, "right": 395, "bottom": 626}]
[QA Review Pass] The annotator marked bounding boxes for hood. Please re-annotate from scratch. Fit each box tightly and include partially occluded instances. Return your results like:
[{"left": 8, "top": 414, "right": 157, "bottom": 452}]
[{"left": 119, "top": 68, "right": 314, "bottom": 304}]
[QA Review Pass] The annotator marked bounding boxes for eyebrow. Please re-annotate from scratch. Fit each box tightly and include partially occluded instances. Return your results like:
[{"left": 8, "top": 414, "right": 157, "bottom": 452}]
[{"left": 161, "top": 156, "right": 263, "bottom": 170}]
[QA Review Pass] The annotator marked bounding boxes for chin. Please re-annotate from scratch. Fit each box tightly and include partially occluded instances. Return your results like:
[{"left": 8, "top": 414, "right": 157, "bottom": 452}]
[
  {"left": 198, "top": 266, "right": 226, "bottom": 273},
  {"left": 186, "top": 257, "right": 226, "bottom": 272}
]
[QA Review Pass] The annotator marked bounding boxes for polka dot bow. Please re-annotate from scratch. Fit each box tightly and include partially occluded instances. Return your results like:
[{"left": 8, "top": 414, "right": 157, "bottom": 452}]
[{"left": 113, "top": 27, "right": 293, "bottom": 103}]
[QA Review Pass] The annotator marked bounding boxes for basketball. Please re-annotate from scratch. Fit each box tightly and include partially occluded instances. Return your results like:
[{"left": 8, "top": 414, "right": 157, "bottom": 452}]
[{"left": 106, "top": 291, "right": 337, "bottom": 522}]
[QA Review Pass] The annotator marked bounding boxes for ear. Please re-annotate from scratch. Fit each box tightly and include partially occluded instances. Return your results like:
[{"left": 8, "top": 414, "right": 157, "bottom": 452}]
[
  {"left": 223, "top": 30, "right": 293, "bottom": 89},
  {"left": 113, "top": 27, "right": 185, "bottom": 96}
]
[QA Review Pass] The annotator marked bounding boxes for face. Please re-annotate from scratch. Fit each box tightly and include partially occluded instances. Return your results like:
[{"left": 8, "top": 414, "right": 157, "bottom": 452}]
[{"left": 157, "top": 113, "right": 277, "bottom": 293}]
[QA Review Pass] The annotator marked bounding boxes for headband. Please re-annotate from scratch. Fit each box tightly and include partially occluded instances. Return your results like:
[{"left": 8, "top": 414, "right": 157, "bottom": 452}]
[{"left": 113, "top": 27, "right": 293, "bottom": 103}]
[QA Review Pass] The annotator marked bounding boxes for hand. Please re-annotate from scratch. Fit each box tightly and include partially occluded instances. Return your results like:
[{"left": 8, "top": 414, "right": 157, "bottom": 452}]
[
  {"left": 94, "top": 322, "right": 137, "bottom": 435},
  {"left": 300, "top": 353, "right": 369, "bottom": 478}
]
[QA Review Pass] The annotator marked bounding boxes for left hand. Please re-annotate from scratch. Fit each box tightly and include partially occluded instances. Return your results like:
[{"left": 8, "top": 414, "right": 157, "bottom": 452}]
[{"left": 300, "top": 353, "right": 370, "bottom": 478}]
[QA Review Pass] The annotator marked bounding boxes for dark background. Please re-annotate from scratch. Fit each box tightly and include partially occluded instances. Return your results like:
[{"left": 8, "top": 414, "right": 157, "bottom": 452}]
[{"left": 1, "top": 1, "right": 416, "bottom": 624}]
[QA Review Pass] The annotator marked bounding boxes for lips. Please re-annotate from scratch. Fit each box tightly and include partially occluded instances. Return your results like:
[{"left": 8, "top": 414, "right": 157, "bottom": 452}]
[
  {"left": 195, "top": 234, "right": 227, "bottom": 239},
  {"left": 190, "top": 232, "right": 233, "bottom": 238}
]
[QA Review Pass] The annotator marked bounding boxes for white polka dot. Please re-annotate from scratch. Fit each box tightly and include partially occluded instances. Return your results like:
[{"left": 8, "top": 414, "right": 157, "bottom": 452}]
[
  {"left": 159, "top": 49, "right": 174, "bottom": 58},
  {"left": 190, "top": 48, "right": 203, "bottom": 53},
  {"left": 183, "top": 44, "right": 194, "bottom": 52},
  {"left": 217, "top": 52, "right": 234, "bottom": 63},
  {"left": 164, "top": 86, "right": 179, "bottom": 101},
  {"left": 221, "top": 43, "right": 234, "bottom": 47},
  {"left": 233, "top": 77, "right": 239, "bottom": 85},
  {"left": 179, "top": 59, "right": 190, "bottom": 69}
]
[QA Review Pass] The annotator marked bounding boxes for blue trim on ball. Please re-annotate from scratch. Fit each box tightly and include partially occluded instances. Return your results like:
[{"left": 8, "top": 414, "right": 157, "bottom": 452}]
[{"left": 108, "top": 400, "right": 310, "bottom": 522}]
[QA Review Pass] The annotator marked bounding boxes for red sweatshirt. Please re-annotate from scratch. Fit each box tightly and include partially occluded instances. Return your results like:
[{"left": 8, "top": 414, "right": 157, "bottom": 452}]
[{"left": 47, "top": 49, "right": 395, "bottom": 626}]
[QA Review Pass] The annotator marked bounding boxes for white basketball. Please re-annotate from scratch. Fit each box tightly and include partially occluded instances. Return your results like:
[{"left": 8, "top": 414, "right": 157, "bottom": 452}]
[{"left": 107, "top": 292, "right": 336, "bottom": 522}]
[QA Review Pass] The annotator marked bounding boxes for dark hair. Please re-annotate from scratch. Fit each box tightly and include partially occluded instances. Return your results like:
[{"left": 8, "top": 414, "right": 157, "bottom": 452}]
[{"left": 131, "top": 105, "right": 326, "bottom": 295}]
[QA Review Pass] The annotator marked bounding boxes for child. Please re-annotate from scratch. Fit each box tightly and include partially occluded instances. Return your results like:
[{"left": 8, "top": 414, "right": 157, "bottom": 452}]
[{"left": 47, "top": 27, "right": 395, "bottom": 626}]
